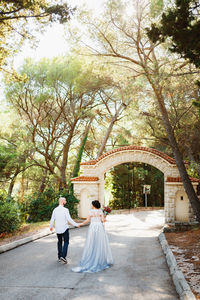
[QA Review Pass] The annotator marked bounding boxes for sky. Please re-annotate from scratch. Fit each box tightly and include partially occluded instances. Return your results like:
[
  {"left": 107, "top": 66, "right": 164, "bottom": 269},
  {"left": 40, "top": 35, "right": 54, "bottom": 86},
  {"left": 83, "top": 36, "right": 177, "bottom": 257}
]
[
  {"left": 13, "top": 23, "right": 69, "bottom": 68},
  {"left": 13, "top": 0, "right": 106, "bottom": 68}
]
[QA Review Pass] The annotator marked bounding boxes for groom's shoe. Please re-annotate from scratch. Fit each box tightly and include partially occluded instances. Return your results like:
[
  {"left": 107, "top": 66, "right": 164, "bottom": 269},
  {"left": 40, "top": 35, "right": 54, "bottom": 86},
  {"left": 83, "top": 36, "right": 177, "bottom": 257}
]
[
  {"left": 60, "top": 257, "right": 67, "bottom": 263},
  {"left": 58, "top": 258, "right": 61, "bottom": 262}
]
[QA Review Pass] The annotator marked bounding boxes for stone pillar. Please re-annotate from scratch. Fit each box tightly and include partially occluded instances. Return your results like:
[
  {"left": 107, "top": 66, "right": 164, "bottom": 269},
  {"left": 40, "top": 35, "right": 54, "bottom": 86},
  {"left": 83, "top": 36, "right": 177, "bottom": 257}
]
[
  {"left": 165, "top": 183, "right": 175, "bottom": 224},
  {"left": 73, "top": 181, "right": 100, "bottom": 218},
  {"left": 165, "top": 182, "right": 198, "bottom": 224},
  {"left": 99, "top": 175, "right": 105, "bottom": 208}
]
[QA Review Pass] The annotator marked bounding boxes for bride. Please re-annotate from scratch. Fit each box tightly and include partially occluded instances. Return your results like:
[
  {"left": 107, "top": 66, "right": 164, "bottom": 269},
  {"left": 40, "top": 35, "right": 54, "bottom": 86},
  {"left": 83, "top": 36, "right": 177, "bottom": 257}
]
[{"left": 72, "top": 200, "right": 113, "bottom": 273}]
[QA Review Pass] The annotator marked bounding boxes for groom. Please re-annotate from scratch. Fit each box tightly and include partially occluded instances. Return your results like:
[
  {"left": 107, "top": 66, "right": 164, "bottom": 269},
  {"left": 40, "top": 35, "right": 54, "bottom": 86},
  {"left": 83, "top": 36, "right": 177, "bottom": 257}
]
[{"left": 49, "top": 197, "right": 80, "bottom": 263}]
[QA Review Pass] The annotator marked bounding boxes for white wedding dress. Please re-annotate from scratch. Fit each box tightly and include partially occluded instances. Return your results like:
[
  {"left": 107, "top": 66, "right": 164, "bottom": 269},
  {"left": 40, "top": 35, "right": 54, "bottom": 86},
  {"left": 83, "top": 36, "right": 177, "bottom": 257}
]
[{"left": 72, "top": 209, "right": 113, "bottom": 273}]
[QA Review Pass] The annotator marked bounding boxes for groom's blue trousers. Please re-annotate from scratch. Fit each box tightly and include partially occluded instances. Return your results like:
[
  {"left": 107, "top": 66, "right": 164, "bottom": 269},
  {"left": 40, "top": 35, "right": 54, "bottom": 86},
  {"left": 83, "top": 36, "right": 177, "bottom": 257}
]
[{"left": 57, "top": 229, "right": 69, "bottom": 259}]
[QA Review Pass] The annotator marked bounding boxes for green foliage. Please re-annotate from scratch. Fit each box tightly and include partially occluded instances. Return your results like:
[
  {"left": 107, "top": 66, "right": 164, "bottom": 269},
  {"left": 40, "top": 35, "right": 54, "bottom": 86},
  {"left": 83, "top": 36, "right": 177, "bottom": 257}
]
[
  {"left": 192, "top": 81, "right": 200, "bottom": 118},
  {"left": 0, "top": 196, "right": 23, "bottom": 233},
  {"left": 0, "top": 112, "right": 33, "bottom": 196},
  {"left": 27, "top": 188, "right": 79, "bottom": 222},
  {"left": 150, "top": 0, "right": 164, "bottom": 18},
  {"left": 147, "top": 0, "right": 200, "bottom": 67},
  {"left": 114, "top": 132, "right": 129, "bottom": 147},
  {"left": 5, "top": 55, "right": 115, "bottom": 191},
  {"left": 0, "top": 190, "right": 7, "bottom": 202},
  {"left": 0, "top": 1, "right": 74, "bottom": 24},
  {"left": 0, "top": 144, "right": 17, "bottom": 180},
  {"left": 69, "top": 132, "right": 89, "bottom": 194},
  {"left": 108, "top": 163, "right": 164, "bottom": 209},
  {"left": 0, "top": 1, "right": 74, "bottom": 72},
  {"left": 193, "top": 100, "right": 200, "bottom": 118},
  {"left": 72, "top": 133, "right": 88, "bottom": 178}
]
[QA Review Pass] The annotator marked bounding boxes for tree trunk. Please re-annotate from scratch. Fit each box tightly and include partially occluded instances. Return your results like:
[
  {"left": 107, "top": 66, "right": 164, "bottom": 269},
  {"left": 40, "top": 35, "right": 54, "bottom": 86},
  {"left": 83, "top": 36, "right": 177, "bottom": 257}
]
[
  {"left": 187, "top": 149, "right": 200, "bottom": 178},
  {"left": 59, "top": 168, "right": 67, "bottom": 191},
  {"left": 37, "top": 169, "right": 48, "bottom": 197},
  {"left": 59, "top": 123, "right": 77, "bottom": 190},
  {"left": 8, "top": 178, "right": 15, "bottom": 197},
  {"left": 150, "top": 79, "right": 200, "bottom": 222},
  {"left": 7, "top": 166, "right": 20, "bottom": 197},
  {"left": 97, "top": 115, "right": 117, "bottom": 158},
  {"left": 97, "top": 101, "right": 128, "bottom": 158},
  {"left": 72, "top": 119, "right": 93, "bottom": 178},
  {"left": 72, "top": 133, "right": 88, "bottom": 177},
  {"left": 20, "top": 172, "right": 25, "bottom": 202},
  {"left": 38, "top": 176, "right": 46, "bottom": 196}
]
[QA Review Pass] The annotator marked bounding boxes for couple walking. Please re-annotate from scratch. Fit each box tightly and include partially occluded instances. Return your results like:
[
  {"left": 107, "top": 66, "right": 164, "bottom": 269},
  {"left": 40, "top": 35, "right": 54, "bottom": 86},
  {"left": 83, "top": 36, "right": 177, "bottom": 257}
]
[{"left": 49, "top": 197, "right": 113, "bottom": 273}]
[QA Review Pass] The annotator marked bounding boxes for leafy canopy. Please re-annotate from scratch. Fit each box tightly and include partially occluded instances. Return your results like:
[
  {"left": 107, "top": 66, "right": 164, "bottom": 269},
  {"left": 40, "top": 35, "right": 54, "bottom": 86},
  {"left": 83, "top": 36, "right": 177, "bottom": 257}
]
[
  {"left": 0, "top": 0, "right": 75, "bottom": 72},
  {"left": 147, "top": 0, "right": 200, "bottom": 67}
]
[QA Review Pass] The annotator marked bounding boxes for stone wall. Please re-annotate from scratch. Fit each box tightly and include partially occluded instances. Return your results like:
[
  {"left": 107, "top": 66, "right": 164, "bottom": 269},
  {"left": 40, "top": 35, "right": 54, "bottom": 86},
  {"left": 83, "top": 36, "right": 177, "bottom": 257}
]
[
  {"left": 165, "top": 182, "right": 198, "bottom": 223},
  {"left": 73, "top": 182, "right": 99, "bottom": 218}
]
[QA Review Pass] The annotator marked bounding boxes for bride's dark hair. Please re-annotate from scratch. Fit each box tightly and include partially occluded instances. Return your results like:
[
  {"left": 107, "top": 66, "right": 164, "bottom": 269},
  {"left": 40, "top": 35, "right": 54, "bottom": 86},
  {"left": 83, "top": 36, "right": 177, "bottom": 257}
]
[{"left": 92, "top": 200, "right": 101, "bottom": 209}]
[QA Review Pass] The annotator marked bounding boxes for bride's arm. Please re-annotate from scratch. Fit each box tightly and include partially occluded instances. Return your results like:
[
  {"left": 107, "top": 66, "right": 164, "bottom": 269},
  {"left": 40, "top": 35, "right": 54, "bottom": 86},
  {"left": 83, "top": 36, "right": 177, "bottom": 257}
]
[
  {"left": 79, "top": 215, "right": 91, "bottom": 226},
  {"left": 101, "top": 213, "right": 106, "bottom": 223}
]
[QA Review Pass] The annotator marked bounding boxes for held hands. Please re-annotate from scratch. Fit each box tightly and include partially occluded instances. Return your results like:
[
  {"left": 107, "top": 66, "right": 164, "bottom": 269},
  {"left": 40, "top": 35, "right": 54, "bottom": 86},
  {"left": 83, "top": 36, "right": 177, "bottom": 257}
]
[
  {"left": 77, "top": 223, "right": 84, "bottom": 228},
  {"left": 77, "top": 223, "right": 84, "bottom": 227},
  {"left": 50, "top": 227, "right": 54, "bottom": 232}
]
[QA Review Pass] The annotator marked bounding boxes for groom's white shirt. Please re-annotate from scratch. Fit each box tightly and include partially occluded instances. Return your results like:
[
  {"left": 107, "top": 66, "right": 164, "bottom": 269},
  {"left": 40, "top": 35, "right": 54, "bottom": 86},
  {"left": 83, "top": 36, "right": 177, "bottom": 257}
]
[{"left": 50, "top": 205, "right": 78, "bottom": 234}]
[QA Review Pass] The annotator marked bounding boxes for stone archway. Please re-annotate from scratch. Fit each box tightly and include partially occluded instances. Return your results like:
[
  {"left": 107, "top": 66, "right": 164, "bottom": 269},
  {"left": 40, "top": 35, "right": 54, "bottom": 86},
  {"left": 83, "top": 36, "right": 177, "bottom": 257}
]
[{"left": 71, "top": 146, "right": 198, "bottom": 224}]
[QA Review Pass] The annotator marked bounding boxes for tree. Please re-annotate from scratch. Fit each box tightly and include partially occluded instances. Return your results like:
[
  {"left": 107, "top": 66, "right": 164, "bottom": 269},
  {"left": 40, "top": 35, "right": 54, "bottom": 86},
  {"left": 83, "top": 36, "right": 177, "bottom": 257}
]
[
  {"left": 97, "top": 85, "right": 132, "bottom": 157},
  {"left": 147, "top": 0, "right": 200, "bottom": 67},
  {"left": 192, "top": 81, "right": 200, "bottom": 118},
  {"left": 71, "top": 118, "right": 93, "bottom": 179},
  {"left": 5, "top": 56, "right": 117, "bottom": 190},
  {"left": 0, "top": 109, "right": 36, "bottom": 197},
  {"left": 108, "top": 163, "right": 164, "bottom": 209},
  {"left": 68, "top": 118, "right": 93, "bottom": 194},
  {"left": 0, "top": 0, "right": 74, "bottom": 73},
  {"left": 0, "top": 1, "right": 73, "bottom": 23},
  {"left": 147, "top": 0, "right": 200, "bottom": 121},
  {"left": 71, "top": 0, "right": 200, "bottom": 221},
  {"left": 140, "top": 72, "right": 200, "bottom": 172}
]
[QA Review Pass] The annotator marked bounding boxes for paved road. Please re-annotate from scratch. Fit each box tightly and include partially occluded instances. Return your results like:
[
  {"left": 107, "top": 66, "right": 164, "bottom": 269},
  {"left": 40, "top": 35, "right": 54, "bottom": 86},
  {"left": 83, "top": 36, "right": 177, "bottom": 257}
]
[{"left": 0, "top": 210, "right": 178, "bottom": 300}]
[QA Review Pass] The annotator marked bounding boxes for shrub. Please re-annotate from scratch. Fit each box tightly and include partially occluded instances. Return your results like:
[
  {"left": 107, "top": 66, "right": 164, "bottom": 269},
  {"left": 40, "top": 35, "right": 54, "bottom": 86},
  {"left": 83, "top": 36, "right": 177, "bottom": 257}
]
[
  {"left": 0, "top": 190, "right": 7, "bottom": 202},
  {"left": 27, "top": 188, "right": 79, "bottom": 222},
  {"left": 0, "top": 200, "right": 22, "bottom": 233},
  {"left": 18, "top": 201, "right": 29, "bottom": 223}
]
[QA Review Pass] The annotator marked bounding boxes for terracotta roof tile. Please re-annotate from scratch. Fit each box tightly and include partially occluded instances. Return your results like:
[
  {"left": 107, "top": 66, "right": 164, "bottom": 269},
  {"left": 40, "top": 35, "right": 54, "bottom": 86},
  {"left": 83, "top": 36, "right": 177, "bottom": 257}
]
[
  {"left": 166, "top": 177, "right": 200, "bottom": 183},
  {"left": 71, "top": 176, "right": 99, "bottom": 182},
  {"left": 81, "top": 146, "right": 176, "bottom": 166}
]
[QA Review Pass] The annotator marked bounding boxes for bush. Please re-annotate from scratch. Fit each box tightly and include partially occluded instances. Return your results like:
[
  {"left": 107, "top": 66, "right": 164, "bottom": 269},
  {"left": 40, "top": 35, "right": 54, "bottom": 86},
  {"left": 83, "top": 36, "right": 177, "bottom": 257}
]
[
  {"left": 0, "top": 190, "right": 7, "bottom": 202},
  {"left": 0, "top": 200, "right": 22, "bottom": 233},
  {"left": 27, "top": 188, "right": 79, "bottom": 222},
  {"left": 18, "top": 201, "right": 29, "bottom": 223}
]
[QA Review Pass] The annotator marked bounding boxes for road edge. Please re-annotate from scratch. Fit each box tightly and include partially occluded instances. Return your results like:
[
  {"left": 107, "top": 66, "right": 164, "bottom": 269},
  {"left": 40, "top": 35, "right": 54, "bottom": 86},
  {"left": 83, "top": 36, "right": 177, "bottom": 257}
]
[
  {"left": 0, "top": 225, "right": 86, "bottom": 254},
  {"left": 159, "top": 232, "right": 196, "bottom": 300}
]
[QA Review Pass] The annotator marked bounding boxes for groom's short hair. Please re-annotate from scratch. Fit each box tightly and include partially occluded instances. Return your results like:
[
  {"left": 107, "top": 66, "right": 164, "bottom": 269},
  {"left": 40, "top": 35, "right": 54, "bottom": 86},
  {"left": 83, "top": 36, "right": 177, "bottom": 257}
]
[{"left": 59, "top": 197, "right": 66, "bottom": 204}]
